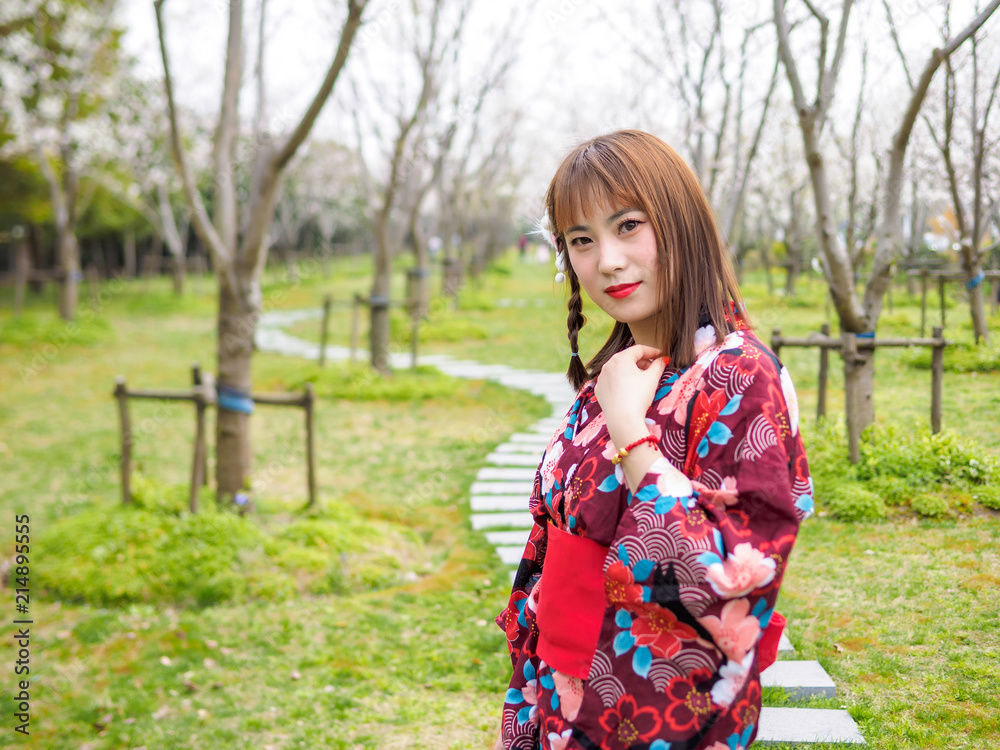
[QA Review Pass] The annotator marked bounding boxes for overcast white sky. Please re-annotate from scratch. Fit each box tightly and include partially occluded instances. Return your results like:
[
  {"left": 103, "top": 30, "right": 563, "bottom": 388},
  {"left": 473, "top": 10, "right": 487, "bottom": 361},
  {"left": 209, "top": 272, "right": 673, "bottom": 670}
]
[
  {"left": 118, "top": 0, "right": 638, "bottom": 210},
  {"left": 115, "top": 0, "right": 989, "bottom": 222}
]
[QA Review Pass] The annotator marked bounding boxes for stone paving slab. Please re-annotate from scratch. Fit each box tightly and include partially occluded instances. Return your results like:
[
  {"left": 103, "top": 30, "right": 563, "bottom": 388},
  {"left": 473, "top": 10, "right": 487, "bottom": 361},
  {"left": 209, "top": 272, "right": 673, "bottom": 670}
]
[
  {"left": 493, "top": 442, "right": 545, "bottom": 454},
  {"left": 471, "top": 480, "right": 534, "bottom": 496},
  {"left": 507, "top": 433, "right": 553, "bottom": 445},
  {"left": 761, "top": 660, "right": 837, "bottom": 699},
  {"left": 471, "top": 495, "right": 530, "bottom": 512},
  {"left": 486, "top": 453, "right": 542, "bottom": 466},
  {"left": 485, "top": 530, "right": 531, "bottom": 547},
  {"left": 528, "top": 422, "right": 564, "bottom": 435},
  {"left": 496, "top": 545, "right": 525, "bottom": 566},
  {"left": 477, "top": 467, "right": 538, "bottom": 481},
  {"left": 757, "top": 707, "right": 865, "bottom": 744},
  {"left": 778, "top": 632, "right": 795, "bottom": 653},
  {"left": 470, "top": 512, "right": 534, "bottom": 530}
]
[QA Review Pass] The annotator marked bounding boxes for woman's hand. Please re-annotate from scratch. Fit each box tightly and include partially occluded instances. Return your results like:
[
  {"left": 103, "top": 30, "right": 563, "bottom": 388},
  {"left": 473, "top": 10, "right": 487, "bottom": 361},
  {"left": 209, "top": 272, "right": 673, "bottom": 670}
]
[{"left": 594, "top": 344, "right": 666, "bottom": 447}]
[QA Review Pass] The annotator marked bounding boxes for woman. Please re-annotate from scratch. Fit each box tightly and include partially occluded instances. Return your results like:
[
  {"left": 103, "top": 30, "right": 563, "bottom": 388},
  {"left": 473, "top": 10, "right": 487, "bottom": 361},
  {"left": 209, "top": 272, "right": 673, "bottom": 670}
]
[{"left": 495, "top": 130, "right": 812, "bottom": 750}]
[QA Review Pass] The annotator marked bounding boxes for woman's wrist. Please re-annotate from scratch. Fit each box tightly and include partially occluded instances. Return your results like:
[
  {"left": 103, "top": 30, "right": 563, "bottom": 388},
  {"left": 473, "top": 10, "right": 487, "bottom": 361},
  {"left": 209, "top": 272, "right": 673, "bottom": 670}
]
[{"left": 605, "top": 419, "right": 650, "bottom": 451}]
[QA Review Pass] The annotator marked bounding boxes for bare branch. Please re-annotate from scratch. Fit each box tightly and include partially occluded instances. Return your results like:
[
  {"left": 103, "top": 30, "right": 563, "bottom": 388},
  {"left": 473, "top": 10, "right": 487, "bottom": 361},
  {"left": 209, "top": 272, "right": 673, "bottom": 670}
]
[
  {"left": 722, "top": 43, "right": 781, "bottom": 239},
  {"left": 881, "top": 0, "right": 915, "bottom": 89},
  {"left": 818, "top": 0, "right": 856, "bottom": 131},
  {"left": 272, "top": 0, "right": 367, "bottom": 171},
  {"left": 212, "top": 0, "right": 243, "bottom": 251},
  {"left": 254, "top": 0, "right": 268, "bottom": 138},
  {"left": 153, "top": 0, "right": 238, "bottom": 298},
  {"left": 773, "top": 0, "right": 811, "bottom": 118},
  {"left": 865, "top": 0, "right": 1000, "bottom": 316},
  {"left": 241, "top": 0, "right": 368, "bottom": 279}
]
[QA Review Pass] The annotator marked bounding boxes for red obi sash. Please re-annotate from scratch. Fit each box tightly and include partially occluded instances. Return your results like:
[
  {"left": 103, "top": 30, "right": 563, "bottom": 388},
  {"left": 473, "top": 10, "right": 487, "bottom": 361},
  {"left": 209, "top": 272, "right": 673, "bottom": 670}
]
[
  {"left": 758, "top": 610, "right": 787, "bottom": 672},
  {"left": 535, "top": 523, "right": 609, "bottom": 679}
]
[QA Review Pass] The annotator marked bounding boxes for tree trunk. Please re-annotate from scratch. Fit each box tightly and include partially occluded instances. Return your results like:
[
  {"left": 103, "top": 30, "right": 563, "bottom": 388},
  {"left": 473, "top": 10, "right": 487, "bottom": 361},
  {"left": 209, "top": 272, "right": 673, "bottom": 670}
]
[
  {"left": 855, "top": 354, "right": 875, "bottom": 433},
  {"left": 962, "top": 248, "right": 989, "bottom": 344},
  {"left": 409, "top": 209, "right": 430, "bottom": 318},
  {"left": 172, "top": 255, "right": 185, "bottom": 295},
  {"left": 28, "top": 223, "right": 46, "bottom": 294},
  {"left": 784, "top": 251, "right": 800, "bottom": 297},
  {"left": 124, "top": 229, "right": 137, "bottom": 278},
  {"left": 370, "top": 219, "right": 392, "bottom": 374},
  {"left": 761, "top": 241, "right": 774, "bottom": 295},
  {"left": 57, "top": 227, "right": 79, "bottom": 321},
  {"left": 216, "top": 279, "right": 256, "bottom": 502}
]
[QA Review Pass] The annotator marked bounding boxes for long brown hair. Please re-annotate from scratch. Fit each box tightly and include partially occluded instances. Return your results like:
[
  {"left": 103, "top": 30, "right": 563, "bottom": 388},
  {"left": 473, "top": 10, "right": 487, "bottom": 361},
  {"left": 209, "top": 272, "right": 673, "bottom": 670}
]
[{"left": 545, "top": 130, "right": 748, "bottom": 390}]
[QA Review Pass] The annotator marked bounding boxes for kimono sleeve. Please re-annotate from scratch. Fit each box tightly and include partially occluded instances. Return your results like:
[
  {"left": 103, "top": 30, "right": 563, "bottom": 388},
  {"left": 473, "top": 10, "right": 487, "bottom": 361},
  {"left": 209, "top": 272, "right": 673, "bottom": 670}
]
[{"left": 602, "top": 352, "right": 811, "bottom": 670}]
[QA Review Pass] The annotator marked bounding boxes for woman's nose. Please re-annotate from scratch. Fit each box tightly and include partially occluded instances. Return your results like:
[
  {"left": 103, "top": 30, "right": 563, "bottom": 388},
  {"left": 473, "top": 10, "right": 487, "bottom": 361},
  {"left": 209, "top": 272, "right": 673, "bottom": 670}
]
[{"left": 597, "top": 238, "right": 626, "bottom": 275}]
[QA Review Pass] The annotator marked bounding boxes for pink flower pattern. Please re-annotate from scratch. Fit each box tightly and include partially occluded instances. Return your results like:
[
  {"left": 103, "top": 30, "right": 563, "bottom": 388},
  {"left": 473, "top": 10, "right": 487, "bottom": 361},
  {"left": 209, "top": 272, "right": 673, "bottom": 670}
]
[
  {"left": 705, "top": 542, "right": 777, "bottom": 598},
  {"left": 698, "top": 598, "right": 762, "bottom": 663}
]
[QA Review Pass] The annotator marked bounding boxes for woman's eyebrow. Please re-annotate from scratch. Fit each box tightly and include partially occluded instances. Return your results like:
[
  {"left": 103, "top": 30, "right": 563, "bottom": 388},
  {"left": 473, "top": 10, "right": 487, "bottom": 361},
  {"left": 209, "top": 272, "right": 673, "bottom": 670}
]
[
  {"left": 567, "top": 207, "right": 641, "bottom": 234},
  {"left": 606, "top": 207, "right": 639, "bottom": 224}
]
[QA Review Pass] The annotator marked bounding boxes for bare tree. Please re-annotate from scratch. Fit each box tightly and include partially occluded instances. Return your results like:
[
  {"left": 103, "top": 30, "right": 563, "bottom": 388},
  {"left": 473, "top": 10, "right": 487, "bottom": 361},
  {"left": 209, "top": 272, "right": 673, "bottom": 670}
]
[
  {"left": 350, "top": 0, "right": 470, "bottom": 373},
  {"left": 774, "top": 0, "right": 999, "bottom": 433},
  {"left": 865, "top": 0, "right": 1000, "bottom": 332},
  {"left": 887, "top": 1, "right": 1000, "bottom": 344},
  {"left": 155, "top": 0, "right": 367, "bottom": 503}
]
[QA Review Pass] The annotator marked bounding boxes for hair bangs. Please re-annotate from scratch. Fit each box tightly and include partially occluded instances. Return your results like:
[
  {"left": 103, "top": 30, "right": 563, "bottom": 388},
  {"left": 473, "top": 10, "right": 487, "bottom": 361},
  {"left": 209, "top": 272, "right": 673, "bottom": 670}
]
[{"left": 549, "top": 144, "right": 641, "bottom": 241}]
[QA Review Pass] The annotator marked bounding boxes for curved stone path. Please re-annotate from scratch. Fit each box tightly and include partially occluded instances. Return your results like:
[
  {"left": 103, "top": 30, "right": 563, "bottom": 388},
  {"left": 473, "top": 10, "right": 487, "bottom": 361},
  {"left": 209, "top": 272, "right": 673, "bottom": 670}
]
[{"left": 256, "top": 309, "right": 864, "bottom": 745}]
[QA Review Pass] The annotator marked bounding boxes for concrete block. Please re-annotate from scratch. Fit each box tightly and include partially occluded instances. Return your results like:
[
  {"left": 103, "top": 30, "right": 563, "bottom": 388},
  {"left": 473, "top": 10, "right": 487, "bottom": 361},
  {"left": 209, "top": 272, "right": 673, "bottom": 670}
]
[
  {"left": 761, "top": 660, "right": 837, "bottom": 699},
  {"left": 757, "top": 707, "right": 865, "bottom": 744},
  {"left": 470, "top": 512, "right": 534, "bottom": 530}
]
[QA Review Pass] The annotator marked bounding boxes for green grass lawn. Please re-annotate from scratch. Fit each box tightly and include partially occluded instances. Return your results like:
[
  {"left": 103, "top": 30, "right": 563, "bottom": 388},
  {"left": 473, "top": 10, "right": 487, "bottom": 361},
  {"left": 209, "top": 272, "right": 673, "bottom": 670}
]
[{"left": 0, "top": 253, "right": 998, "bottom": 748}]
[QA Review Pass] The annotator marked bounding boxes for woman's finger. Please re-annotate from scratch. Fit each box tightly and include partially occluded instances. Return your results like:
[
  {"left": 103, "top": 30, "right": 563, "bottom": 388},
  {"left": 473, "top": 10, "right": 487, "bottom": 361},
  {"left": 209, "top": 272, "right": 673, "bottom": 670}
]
[{"left": 624, "top": 344, "right": 665, "bottom": 362}]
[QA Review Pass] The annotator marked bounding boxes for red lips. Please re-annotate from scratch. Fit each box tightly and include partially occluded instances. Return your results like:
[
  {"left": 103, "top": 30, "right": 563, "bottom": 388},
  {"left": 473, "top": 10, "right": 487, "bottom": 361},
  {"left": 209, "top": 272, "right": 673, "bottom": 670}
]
[{"left": 604, "top": 282, "right": 640, "bottom": 299}]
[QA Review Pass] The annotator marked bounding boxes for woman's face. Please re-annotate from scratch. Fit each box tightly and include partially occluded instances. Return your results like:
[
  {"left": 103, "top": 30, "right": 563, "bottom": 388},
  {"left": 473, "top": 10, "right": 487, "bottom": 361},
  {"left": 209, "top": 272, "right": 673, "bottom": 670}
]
[{"left": 562, "top": 202, "right": 662, "bottom": 347}]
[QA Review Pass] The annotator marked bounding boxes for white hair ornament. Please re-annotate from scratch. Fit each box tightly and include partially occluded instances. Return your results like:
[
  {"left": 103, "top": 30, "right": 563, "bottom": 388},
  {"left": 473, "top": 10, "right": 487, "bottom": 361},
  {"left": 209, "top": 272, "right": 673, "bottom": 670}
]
[{"left": 532, "top": 213, "right": 566, "bottom": 283}]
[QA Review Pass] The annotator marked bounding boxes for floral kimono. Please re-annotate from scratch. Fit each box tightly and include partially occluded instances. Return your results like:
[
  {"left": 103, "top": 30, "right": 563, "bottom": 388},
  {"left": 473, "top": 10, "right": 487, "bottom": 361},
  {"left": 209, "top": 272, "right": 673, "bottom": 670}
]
[{"left": 496, "top": 323, "right": 813, "bottom": 750}]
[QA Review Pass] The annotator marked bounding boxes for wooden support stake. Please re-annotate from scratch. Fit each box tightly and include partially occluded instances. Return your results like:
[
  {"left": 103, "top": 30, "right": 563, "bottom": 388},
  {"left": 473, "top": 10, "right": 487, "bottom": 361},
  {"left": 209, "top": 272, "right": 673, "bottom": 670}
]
[
  {"left": 920, "top": 269, "right": 928, "bottom": 337},
  {"left": 938, "top": 276, "right": 946, "bottom": 328},
  {"left": 931, "top": 326, "right": 944, "bottom": 435},
  {"left": 842, "top": 333, "right": 862, "bottom": 464},
  {"left": 190, "top": 385, "right": 206, "bottom": 513},
  {"left": 771, "top": 328, "right": 782, "bottom": 360},
  {"left": 817, "top": 323, "right": 830, "bottom": 421},
  {"left": 319, "top": 294, "right": 332, "bottom": 368},
  {"left": 114, "top": 377, "right": 133, "bottom": 505},
  {"left": 304, "top": 383, "right": 317, "bottom": 509},
  {"left": 192, "top": 363, "right": 208, "bottom": 486}
]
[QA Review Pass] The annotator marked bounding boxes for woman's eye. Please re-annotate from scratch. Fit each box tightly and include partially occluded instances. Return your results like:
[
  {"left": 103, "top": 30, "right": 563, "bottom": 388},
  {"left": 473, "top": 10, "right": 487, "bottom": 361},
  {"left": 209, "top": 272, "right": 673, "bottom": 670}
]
[
  {"left": 620, "top": 219, "right": 639, "bottom": 233},
  {"left": 570, "top": 236, "right": 591, "bottom": 247}
]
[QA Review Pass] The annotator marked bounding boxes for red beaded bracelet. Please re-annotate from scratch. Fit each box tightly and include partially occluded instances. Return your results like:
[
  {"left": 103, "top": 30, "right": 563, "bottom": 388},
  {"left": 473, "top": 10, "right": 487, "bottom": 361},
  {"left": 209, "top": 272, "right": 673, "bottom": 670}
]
[{"left": 610, "top": 435, "right": 660, "bottom": 465}]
